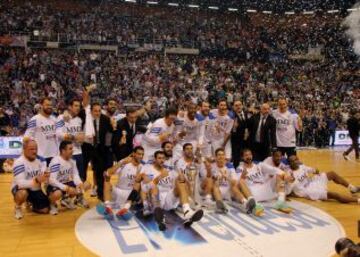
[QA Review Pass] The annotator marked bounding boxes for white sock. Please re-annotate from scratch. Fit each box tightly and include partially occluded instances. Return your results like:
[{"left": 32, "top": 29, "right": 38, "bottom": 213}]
[
  {"left": 278, "top": 192, "right": 286, "bottom": 202},
  {"left": 104, "top": 200, "right": 111, "bottom": 208},
  {"left": 205, "top": 194, "right": 212, "bottom": 201},
  {"left": 348, "top": 184, "right": 357, "bottom": 192},
  {"left": 124, "top": 202, "right": 131, "bottom": 210},
  {"left": 183, "top": 203, "right": 191, "bottom": 213}
]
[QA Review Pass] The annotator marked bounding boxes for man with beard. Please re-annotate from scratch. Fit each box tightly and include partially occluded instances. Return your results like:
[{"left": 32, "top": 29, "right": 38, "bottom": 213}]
[
  {"left": 209, "top": 99, "right": 234, "bottom": 160},
  {"left": 137, "top": 151, "right": 203, "bottom": 231},
  {"left": 173, "top": 103, "right": 204, "bottom": 161},
  {"left": 56, "top": 99, "right": 86, "bottom": 181},
  {"left": 287, "top": 155, "right": 360, "bottom": 203},
  {"left": 235, "top": 149, "right": 293, "bottom": 214},
  {"left": 103, "top": 98, "right": 119, "bottom": 169},
  {"left": 24, "top": 97, "right": 58, "bottom": 166},
  {"left": 142, "top": 107, "right": 178, "bottom": 161},
  {"left": 161, "top": 141, "right": 175, "bottom": 171},
  {"left": 196, "top": 101, "right": 215, "bottom": 159}
]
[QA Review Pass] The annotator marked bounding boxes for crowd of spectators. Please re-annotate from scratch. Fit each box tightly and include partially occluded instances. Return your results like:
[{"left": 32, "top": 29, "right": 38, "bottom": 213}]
[{"left": 0, "top": 0, "right": 359, "bottom": 148}]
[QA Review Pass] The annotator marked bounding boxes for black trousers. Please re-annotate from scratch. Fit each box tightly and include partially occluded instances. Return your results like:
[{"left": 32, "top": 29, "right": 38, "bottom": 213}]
[
  {"left": 278, "top": 147, "right": 297, "bottom": 158},
  {"left": 231, "top": 140, "right": 246, "bottom": 168},
  {"left": 345, "top": 135, "right": 359, "bottom": 159},
  {"left": 252, "top": 142, "right": 271, "bottom": 162},
  {"left": 82, "top": 143, "right": 107, "bottom": 201}
]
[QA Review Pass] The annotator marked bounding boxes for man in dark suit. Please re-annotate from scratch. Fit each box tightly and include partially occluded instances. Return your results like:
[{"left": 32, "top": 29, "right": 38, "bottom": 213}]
[
  {"left": 231, "top": 100, "right": 248, "bottom": 167},
  {"left": 113, "top": 108, "right": 142, "bottom": 161},
  {"left": 247, "top": 103, "right": 277, "bottom": 162},
  {"left": 343, "top": 109, "right": 360, "bottom": 160},
  {"left": 82, "top": 102, "right": 113, "bottom": 201}
]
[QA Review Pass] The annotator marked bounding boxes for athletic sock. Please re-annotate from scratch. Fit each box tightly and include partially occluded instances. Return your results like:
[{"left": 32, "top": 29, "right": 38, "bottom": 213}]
[
  {"left": 104, "top": 200, "right": 111, "bottom": 208},
  {"left": 278, "top": 192, "right": 286, "bottom": 202},
  {"left": 182, "top": 203, "right": 191, "bottom": 213},
  {"left": 124, "top": 202, "right": 131, "bottom": 210}
]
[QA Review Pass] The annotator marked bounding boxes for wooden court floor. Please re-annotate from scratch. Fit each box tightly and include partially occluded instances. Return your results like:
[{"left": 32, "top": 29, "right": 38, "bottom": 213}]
[{"left": 0, "top": 149, "right": 359, "bottom": 257}]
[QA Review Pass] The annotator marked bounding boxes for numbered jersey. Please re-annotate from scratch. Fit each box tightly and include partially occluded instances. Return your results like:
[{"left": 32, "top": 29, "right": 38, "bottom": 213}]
[
  {"left": 272, "top": 109, "right": 299, "bottom": 147},
  {"left": 209, "top": 109, "right": 234, "bottom": 141},
  {"left": 49, "top": 156, "right": 82, "bottom": 190},
  {"left": 211, "top": 162, "right": 235, "bottom": 188},
  {"left": 141, "top": 164, "right": 177, "bottom": 193},
  {"left": 55, "top": 115, "right": 83, "bottom": 155},
  {"left": 115, "top": 162, "right": 143, "bottom": 190},
  {"left": 12, "top": 155, "right": 47, "bottom": 191},
  {"left": 25, "top": 114, "right": 58, "bottom": 158}
]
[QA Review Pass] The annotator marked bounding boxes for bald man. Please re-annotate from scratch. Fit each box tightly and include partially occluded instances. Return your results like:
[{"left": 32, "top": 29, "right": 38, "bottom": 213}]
[
  {"left": 247, "top": 103, "right": 277, "bottom": 161},
  {"left": 11, "top": 140, "right": 50, "bottom": 219}
]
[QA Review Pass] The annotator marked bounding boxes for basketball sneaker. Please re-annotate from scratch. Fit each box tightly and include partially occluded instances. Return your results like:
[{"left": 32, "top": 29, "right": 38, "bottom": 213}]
[
  {"left": 253, "top": 203, "right": 265, "bottom": 217},
  {"left": 61, "top": 198, "right": 76, "bottom": 210},
  {"left": 76, "top": 194, "right": 90, "bottom": 209},
  {"left": 343, "top": 153, "right": 350, "bottom": 161},
  {"left": 116, "top": 208, "right": 133, "bottom": 221},
  {"left": 90, "top": 186, "right": 97, "bottom": 197},
  {"left": 154, "top": 207, "right": 166, "bottom": 231},
  {"left": 245, "top": 197, "right": 256, "bottom": 214},
  {"left": 103, "top": 206, "right": 115, "bottom": 220},
  {"left": 274, "top": 201, "right": 293, "bottom": 214},
  {"left": 183, "top": 209, "right": 204, "bottom": 227}
]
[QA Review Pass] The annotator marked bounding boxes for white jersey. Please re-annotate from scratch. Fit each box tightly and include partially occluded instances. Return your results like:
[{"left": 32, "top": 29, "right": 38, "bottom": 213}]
[
  {"left": 288, "top": 165, "right": 328, "bottom": 200},
  {"left": 12, "top": 155, "right": 47, "bottom": 191},
  {"left": 272, "top": 110, "right": 300, "bottom": 147},
  {"left": 209, "top": 109, "right": 234, "bottom": 141},
  {"left": 115, "top": 162, "right": 143, "bottom": 190},
  {"left": 55, "top": 114, "right": 83, "bottom": 155},
  {"left": 25, "top": 114, "right": 58, "bottom": 158},
  {"left": 211, "top": 162, "right": 236, "bottom": 189},
  {"left": 174, "top": 113, "right": 203, "bottom": 145},
  {"left": 234, "top": 162, "right": 283, "bottom": 186},
  {"left": 142, "top": 118, "right": 175, "bottom": 159},
  {"left": 235, "top": 162, "right": 283, "bottom": 201},
  {"left": 174, "top": 157, "right": 199, "bottom": 180},
  {"left": 49, "top": 156, "right": 82, "bottom": 190},
  {"left": 141, "top": 164, "right": 177, "bottom": 193},
  {"left": 195, "top": 111, "right": 216, "bottom": 144}
]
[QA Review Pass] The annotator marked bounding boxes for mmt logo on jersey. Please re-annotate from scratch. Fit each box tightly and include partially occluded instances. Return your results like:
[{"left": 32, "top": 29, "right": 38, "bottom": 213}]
[{"left": 75, "top": 201, "right": 345, "bottom": 257}]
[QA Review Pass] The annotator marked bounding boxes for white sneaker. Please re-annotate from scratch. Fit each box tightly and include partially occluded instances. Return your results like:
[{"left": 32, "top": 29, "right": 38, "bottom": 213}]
[
  {"left": 15, "top": 207, "right": 23, "bottom": 220},
  {"left": 61, "top": 198, "right": 77, "bottom": 210},
  {"left": 183, "top": 209, "right": 204, "bottom": 227},
  {"left": 50, "top": 204, "right": 58, "bottom": 215}
]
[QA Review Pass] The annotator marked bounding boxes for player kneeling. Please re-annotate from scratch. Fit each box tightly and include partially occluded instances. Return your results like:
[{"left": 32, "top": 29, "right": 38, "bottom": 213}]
[
  {"left": 138, "top": 151, "right": 203, "bottom": 231},
  {"left": 47, "top": 141, "right": 90, "bottom": 215},
  {"left": 12, "top": 140, "right": 50, "bottom": 219},
  {"left": 287, "top": 155, "right": 360, "bottom": 203},
  {"left": 235, "top": 149, "right": 294, "bottom": 215},
  {"left": 98, "top": 146, "right": 145, "bottom": 220}
]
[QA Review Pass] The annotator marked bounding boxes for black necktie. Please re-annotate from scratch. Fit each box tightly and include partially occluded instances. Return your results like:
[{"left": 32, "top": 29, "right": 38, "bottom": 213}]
[{"left": 93, "top": 119, "right": 99, "bottom": 145}]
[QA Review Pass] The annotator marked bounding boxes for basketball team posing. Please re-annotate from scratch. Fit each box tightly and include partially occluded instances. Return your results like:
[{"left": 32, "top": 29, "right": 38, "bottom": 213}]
[{"left": 11, "top": 96, "right": 360, "bottom": 231}]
